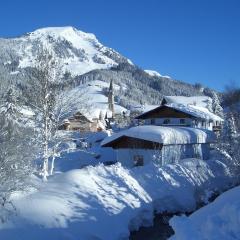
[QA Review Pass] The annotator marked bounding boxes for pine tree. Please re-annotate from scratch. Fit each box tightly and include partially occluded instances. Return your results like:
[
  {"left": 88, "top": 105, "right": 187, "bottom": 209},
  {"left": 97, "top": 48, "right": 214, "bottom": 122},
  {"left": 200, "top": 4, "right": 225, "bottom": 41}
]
[
  {"left": 0, "top": 86, "right": 34, "bottom": 222},
  {"left": 206, "top": 98, "right": 213, "bottom": 112},
  {"left": 212, "top": 92, "right": 223, "bottom": 117}
]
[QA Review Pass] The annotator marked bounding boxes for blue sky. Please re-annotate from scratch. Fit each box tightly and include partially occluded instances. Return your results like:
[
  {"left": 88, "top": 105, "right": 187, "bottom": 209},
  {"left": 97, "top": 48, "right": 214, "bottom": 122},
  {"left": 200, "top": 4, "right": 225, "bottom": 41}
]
[{"left": 0, "top": 0, "right": 239, "bottom": 91}]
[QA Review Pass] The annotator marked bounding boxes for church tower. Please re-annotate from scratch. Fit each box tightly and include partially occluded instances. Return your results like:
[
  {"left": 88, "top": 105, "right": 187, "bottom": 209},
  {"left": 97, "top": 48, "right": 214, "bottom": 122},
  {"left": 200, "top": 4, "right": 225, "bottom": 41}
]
[{"left": 108, "top": 79, "right": 115, "bottom": 118}]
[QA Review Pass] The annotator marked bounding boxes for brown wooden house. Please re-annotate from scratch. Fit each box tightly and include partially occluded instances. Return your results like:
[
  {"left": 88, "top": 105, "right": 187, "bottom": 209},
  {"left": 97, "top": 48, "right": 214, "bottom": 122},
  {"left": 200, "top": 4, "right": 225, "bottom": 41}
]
[
  {"left": 59, "top": 112, "right": 105, "bottom": 132},
  {"left": 135, "top": 104, "right": 223, "bottom": 132}
]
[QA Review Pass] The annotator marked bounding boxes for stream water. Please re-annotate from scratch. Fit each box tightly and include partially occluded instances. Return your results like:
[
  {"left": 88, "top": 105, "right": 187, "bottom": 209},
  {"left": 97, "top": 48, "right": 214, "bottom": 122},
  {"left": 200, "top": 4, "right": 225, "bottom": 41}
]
[
  {"left": 129, "top": 189, "right": 229, "bottom": 240},
  {"left": 130, "top": 213, "right": 176, "bottom": 240}
]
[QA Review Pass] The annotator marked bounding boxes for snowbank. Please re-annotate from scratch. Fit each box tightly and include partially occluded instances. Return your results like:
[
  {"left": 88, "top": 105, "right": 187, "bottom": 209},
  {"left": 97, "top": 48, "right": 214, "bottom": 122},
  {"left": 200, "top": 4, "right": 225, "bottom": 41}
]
[
  {"left": 170, "top": 185, "right": 240, "bottom": 240},
  {"left": 101, "top": 125, "right": 216, "bottom": 146},
  {"left": 0, "top": 155, "right": 236, "bottom": 240}
]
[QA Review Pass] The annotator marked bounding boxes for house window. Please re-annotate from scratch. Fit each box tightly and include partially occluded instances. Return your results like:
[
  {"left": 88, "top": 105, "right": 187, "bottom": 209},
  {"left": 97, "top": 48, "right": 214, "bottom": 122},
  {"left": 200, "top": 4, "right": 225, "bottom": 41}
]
[
  {"left": 150, "top": 119, "right": 155, "bottom": 125},
  {"left": 163, "top": 118, "right": 170, "bottom": 124},
  {"left": 180, "top": 119, "right": 185, "bottom": 125},
  {"left": 133, "top": 155, "right": 144, "bottom": 166}
]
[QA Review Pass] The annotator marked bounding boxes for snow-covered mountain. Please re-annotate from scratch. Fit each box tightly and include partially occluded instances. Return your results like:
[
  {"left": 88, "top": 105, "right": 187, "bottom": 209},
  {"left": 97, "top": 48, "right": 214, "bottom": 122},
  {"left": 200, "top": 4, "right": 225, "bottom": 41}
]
[
  {"left": 0, "top": 26, "right": 209, "bottom": 109},
  {"left": 0, "top": 26, "right": 132, "bottom": 77},
  {"left": 145, "top": 69, "right": 170, "bottom": 79}
]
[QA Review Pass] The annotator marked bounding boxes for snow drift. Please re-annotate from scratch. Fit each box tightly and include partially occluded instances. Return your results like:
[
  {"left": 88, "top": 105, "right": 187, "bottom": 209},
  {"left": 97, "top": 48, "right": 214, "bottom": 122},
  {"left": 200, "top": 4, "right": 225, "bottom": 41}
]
[
  {"left": 170, "top": 185, "right": 240, "bottom": 240},
  {"left": 0, "top": 155, "right": 236, "bottom": 240}
]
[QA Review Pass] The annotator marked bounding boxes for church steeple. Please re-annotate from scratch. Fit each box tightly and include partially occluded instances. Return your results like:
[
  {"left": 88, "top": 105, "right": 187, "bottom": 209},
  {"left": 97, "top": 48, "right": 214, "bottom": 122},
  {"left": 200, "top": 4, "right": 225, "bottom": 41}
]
[{"left": 108, "top": 79, "right": 114, "bottom": 118}]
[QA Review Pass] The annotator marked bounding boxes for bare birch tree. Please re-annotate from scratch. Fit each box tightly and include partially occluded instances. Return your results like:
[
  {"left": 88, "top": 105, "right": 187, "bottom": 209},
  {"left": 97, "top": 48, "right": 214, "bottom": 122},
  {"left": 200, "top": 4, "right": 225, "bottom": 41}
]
[
  {"left": 23, "top": 48, "right": 60, "bottom": 181},
  {"left": 48, "top": 88, "right": 90, "bottom": 175},
  {"left": 25, "top": 47, "right": 91, "bottom": 179}
]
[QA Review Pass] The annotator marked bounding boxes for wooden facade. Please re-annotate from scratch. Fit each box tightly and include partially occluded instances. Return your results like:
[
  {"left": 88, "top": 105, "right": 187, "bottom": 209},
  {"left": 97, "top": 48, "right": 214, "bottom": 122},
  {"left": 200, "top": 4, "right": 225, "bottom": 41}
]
[
  {"left": 135, "top": 105, "right": 194, "bottom": 120},
  {"left": 102, "top": 136, "right": 163, "bottom": 149},
  {"left": 134, "top": 105, "right": 222, "bottom": 132},
  {"left": 60, "top": 112, "right": 105, "bottom": 132}
]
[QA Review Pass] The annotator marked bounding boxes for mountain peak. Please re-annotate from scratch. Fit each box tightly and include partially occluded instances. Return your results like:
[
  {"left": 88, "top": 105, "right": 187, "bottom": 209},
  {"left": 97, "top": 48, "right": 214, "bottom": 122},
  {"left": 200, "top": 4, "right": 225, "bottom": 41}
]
[
  {"left": 27, "top": 26, "right": 97, "bottom": 44},
  {"left": 7, "top": 26, "right": 128, "bottom": 77}
]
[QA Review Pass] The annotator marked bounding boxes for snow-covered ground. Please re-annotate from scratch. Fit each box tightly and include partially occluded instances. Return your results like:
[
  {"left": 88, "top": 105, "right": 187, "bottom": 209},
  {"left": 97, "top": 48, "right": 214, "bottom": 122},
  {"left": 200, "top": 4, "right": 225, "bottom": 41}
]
[
  {"left": 145, "top": 69, "right": 171, "bottom": 79},
  {"left": 0, "top": 151, "right": 237, "bottom": 240},
  {"left": 170, "top": 185, "right": 240, "bottom": 240},
  {"left": 53, "top": 131, "right": 116, "bottom": 172},
  {"left": 145, "top": 70, "right": 162, "bottom": 77},
  {"left": 64, "top": 80, "right": 127, "bottom": 120}
]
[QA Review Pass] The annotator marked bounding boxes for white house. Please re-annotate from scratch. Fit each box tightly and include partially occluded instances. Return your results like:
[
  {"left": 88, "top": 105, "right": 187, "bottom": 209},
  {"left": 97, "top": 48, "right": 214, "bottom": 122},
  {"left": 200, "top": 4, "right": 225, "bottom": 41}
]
[
  {"left": 101, "top": 125, "right": 216, "bottom": 168},
  {"left": 135, "top": 103, "right": 223, "bottom": 132}
]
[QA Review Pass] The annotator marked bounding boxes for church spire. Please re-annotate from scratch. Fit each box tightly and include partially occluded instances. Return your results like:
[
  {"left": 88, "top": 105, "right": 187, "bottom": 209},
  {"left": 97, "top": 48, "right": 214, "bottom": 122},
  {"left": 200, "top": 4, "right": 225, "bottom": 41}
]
[{"left": 108, "top": 79, "right": 114, "bottom": 118}]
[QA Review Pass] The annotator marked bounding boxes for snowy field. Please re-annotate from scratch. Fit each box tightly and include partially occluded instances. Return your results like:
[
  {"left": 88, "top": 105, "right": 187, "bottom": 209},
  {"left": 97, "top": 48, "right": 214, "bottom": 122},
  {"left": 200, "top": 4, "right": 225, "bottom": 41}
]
[
  {"left": 170, "top": 185, "right": 240, "bottom": 240},
  {"left": 0, "top": 152, "right": 237, "bottom": 240},
  {"left": 64, "top": 80, "right": 127, "bottom": 120}
]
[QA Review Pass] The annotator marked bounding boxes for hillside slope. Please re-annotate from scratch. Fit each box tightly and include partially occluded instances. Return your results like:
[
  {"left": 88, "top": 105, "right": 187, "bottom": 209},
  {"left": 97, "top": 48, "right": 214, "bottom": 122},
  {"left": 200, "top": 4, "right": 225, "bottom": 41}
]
[{"left": 0, "top": 26, "right": 206, "bottom": 108}]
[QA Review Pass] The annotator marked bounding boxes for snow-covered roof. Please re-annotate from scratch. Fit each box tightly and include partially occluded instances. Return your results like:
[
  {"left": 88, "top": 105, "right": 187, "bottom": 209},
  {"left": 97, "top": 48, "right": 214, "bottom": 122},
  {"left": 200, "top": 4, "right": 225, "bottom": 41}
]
[
  {"left": 135, "top": 103, "right": 223, "bottom": 122},
  {"left": 166, "top": 103, "right": 223, "bottom": 122},
  {"left": 163, "top": 96, "right": 212, "bottom": 108},
  {"left": 101, "top": 125, "right": 216, "bottom": 147}
]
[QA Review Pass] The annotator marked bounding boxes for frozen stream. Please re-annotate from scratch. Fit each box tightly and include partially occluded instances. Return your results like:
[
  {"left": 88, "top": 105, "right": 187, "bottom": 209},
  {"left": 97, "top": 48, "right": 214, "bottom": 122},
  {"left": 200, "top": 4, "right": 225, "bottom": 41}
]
[
  {"left": 130, "top": 212, "right": 175, "bottom": 240},
  {"left": 129, "top": 188, "right": 230, "bottom": 240}
]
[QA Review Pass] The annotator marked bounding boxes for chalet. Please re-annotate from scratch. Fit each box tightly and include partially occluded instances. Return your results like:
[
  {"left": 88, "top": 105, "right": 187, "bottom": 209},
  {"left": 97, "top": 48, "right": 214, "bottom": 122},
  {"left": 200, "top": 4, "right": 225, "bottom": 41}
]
[
  {"left": 135, "top": 103, "right": 223, "bottom": 133},
  {"left": 101, "top": 125, "right": 216, "bottom": 167},
  {"left": 60, "top": 112, "right": 105, "bottom": 132},
  {"left": 59, "top": 80, "right": 117, "bottom": 132}
]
